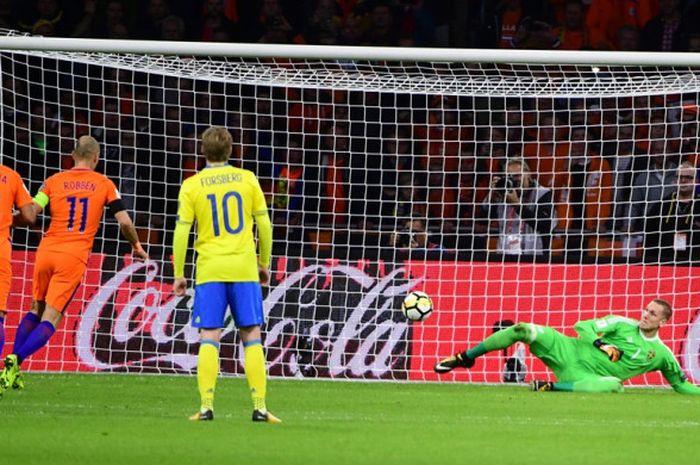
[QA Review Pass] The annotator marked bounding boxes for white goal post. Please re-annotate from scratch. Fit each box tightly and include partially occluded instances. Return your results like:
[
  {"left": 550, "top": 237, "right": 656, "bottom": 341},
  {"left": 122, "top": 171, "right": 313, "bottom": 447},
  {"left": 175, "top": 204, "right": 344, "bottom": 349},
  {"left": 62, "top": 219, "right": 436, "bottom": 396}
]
[{"left": 0, "top": 30, "right": 698, "bottom": 386}]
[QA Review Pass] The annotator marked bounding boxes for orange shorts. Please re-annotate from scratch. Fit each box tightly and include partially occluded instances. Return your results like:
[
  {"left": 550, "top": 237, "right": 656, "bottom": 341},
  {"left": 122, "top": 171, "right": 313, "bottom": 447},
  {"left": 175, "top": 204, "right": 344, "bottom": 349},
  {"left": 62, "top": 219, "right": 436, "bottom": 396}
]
[
  {"left": 32, "top": 250, "right": 86, "bottom": 312},
  {"left": 0, "top": 257, "right": 10, "bottom": 310}
]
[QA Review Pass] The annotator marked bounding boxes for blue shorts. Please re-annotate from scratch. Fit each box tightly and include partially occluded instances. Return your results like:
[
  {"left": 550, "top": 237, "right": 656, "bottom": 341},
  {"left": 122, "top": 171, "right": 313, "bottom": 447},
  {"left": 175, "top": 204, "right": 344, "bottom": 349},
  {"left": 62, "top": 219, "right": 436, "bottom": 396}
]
[{"left": 192, "top": 282, "right": 264, "bottom": 329}]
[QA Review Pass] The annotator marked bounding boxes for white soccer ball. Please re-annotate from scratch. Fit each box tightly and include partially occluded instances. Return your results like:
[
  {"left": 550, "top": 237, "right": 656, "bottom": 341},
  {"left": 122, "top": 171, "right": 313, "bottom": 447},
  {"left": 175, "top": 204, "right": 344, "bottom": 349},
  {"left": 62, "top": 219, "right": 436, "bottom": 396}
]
[{"left": 401, "top": 291, "right": 433, "bottom": 322}]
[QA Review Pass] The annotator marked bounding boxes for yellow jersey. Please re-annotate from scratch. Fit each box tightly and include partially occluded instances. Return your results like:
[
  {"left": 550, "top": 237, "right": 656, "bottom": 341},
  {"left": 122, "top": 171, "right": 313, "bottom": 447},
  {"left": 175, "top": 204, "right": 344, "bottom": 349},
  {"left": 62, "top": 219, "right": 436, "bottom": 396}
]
[{"left": 175, "top": 163, "right": 271, "bottom": 284}]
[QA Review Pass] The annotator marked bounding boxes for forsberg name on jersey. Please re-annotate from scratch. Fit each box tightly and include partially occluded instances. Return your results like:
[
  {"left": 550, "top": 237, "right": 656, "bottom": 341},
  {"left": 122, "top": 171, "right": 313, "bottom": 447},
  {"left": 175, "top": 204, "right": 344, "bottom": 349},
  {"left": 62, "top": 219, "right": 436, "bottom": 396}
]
[
  {"left": 200, "top": 172, "right": 242, "bottom": 187},
  {"left": 63, "top": 180, "right": 97, "bottom": 191}
]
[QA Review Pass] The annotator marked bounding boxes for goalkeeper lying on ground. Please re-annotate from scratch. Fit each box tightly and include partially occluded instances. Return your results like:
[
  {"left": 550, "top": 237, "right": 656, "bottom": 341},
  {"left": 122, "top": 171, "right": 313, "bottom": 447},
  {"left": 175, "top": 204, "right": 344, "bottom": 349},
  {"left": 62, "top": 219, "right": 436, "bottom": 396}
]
[{"left": 434, "top": 299, "right": 700, "bottom": 394}]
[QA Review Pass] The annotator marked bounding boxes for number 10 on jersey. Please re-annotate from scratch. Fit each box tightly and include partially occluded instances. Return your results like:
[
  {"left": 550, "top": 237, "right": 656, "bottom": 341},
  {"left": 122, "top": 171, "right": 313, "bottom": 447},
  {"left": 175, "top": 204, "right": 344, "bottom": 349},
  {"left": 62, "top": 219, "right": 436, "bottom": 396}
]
[{"left": 206, "top": 191, "right": 243, "bottom": 236}]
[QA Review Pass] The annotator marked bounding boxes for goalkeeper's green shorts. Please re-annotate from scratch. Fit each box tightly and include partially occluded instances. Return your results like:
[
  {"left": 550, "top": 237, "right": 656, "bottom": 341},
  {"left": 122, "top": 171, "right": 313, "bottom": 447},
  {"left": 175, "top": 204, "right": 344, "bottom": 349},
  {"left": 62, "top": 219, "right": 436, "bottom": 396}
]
[{"left": 526, "top": 324, "right": 596, "bottom": 383}]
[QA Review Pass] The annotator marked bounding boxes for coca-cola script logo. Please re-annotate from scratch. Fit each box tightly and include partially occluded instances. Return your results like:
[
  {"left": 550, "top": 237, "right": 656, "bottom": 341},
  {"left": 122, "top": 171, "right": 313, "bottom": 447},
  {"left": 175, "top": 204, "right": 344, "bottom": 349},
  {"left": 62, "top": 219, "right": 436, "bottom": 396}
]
[
  {"left": 76, "top": 257, "right": 423, "bottom": 379},
  {"left": 683, "top": 311, "right": 700, "bottom": 382}
]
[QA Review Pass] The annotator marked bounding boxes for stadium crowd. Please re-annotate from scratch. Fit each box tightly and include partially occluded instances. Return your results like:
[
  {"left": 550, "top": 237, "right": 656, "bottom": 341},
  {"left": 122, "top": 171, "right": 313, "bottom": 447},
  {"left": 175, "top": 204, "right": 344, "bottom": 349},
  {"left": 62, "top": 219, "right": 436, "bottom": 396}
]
[
  {"left": 4, "top": 0, "right": 700, "bottom": 51},
  {"left": 1, "top": 0, "right": 700, "bottom": 265}
]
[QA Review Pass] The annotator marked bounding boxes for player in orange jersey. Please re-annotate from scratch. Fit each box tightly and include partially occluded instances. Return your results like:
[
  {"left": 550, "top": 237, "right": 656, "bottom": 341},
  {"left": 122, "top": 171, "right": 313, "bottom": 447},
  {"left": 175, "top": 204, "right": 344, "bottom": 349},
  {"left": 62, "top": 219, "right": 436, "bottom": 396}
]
[
  {"left": 0, "top": 136, "right": 148, "bottom": 394},
  {"left": 0, "top": 164, "right": 36, "bottom": 376}
]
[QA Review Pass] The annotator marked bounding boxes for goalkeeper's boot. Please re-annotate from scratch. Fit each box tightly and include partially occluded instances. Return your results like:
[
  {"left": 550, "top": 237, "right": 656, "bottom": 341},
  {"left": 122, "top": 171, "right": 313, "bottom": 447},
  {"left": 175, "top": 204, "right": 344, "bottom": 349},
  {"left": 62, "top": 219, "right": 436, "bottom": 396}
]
[
  {"left": 12, "top": 371, "right": 25, "bottom": 391},
  {"left": 189, "top": 409, "right": 214, "bottom": 421},
  {"left": 0, "top": 354, "right": 19, "bottom": 390},
  {"left": 433, "top": 352, "right": 475, "bottom": 374},
  {"left": 252, "top": 409, "right": 282, "bottom": 424},
  {"left": 530, "top": 380, "right": 553, "bottom": 392}
]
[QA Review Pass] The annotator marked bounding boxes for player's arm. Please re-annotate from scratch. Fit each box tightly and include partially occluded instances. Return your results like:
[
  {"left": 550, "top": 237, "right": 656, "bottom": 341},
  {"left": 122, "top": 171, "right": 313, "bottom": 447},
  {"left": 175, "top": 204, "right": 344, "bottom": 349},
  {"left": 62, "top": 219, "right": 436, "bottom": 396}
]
[
  {"left": 12, "top": 202, "right": 37, "bottom": 227},
  {"left": 12, "top": 175, "right": 37, "bottom": 226},
  {"left": 574, "top": 316, "right": 625, "bottom": 362},
  {"left": 254, "top": 211, "right": 272, "bottom": 284},
  {"left": 111, "top": 202, "right": 148, "bottom": 260},
  {"left": 252, "top": 175, "right": 272, "bottom": 284},
  {"left": 172, "top": 184, "right": 194, "bottom": 296},
  {"left": 660, "top": 353, "right": 700, "bottom": 395}
]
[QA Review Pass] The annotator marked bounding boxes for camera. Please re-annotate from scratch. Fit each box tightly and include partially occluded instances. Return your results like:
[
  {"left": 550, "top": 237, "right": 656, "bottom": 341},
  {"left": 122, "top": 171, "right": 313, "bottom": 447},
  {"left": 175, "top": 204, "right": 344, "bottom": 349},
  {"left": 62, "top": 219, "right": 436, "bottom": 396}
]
[
  {"left": 494, "top": 175, "right": 519, "bottom": 193},
  {"left": 394, "top": 231, "right": 415, "bottom": 248}
]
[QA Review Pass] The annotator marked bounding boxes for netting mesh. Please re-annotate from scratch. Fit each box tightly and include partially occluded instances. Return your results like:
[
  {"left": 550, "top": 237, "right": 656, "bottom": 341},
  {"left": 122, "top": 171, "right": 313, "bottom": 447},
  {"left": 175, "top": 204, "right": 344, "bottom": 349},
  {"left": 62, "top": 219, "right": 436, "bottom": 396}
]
[{"left": 1, "top": 30, "right": 699, "bottom": 386}]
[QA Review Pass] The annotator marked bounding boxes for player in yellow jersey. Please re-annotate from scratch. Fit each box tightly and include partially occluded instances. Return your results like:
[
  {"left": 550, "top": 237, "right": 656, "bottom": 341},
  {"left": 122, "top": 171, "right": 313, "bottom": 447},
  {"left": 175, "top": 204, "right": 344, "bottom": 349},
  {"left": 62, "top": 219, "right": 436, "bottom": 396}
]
[{"left": 172, "top": 126, "right": 278, "bottom": 423}]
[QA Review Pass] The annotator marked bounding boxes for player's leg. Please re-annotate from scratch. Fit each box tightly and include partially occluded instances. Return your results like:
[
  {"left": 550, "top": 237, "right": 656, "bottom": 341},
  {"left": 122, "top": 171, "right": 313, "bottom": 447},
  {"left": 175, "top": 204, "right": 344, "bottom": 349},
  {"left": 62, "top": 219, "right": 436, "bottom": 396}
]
[
  {"left": 5, "top": 253, "right": 82, "bottom": 389},
  {"left": 0, "top": 256, "right": 11, "bottom": 357},
  {"left": 532, "top": 376, "right": 623, "bottom": 393},
  {"left": 229, "top": 282, "right": 280, "bottom": 424},
  {"left": 0, "top": 310, "right": 5, "bottom": 358},
  {"left": 192, "top": 327, "right": 221, "bottom": 421},
  {"left": 435, "top": 322, "right": 541, "bottom": 374},
  {"left": 1, "top": 301, "right": 59, "bottom": 391},
  {"left": 189, "top": 282, "right": 228, "bottom": 421}
]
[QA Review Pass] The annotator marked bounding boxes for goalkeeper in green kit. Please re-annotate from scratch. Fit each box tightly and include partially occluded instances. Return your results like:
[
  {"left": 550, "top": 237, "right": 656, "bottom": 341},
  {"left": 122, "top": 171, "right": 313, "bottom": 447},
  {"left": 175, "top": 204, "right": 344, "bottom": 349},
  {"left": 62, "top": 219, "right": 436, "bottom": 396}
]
[{"left": 434, "top": 299, "right": 700, "bottom": 394}]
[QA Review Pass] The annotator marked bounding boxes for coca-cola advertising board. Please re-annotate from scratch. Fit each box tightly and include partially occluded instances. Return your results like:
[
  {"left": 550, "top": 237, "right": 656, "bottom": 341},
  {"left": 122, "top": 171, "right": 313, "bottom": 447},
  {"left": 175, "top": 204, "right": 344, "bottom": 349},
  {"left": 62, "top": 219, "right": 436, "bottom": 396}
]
[{"left": 4, "top": 253, "right": 699, "bottom": 385}]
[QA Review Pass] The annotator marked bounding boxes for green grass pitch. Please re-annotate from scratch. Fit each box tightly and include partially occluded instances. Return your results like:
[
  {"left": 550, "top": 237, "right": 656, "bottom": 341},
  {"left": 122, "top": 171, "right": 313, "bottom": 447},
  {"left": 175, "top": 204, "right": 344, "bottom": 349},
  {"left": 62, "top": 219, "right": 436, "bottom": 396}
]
[{"left": 2, "top": 373, "right": 698, "bottom": 465}]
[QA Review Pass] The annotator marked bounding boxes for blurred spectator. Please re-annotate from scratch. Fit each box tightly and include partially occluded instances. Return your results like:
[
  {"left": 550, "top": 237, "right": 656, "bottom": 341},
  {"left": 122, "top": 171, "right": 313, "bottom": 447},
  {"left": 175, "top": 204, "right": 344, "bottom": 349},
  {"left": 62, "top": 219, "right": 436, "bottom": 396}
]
[
  {"left": 477, "top": 0, "right": 555, "bottom": 48},
  {"left": 586, "top": 0, "right": 656, "bottom": 50},
  {"left": 93, "top": 0, "right": 128, "bottom": 38},
  {"left": 389, "top": 217, "right": 440, "bottom": 250},
  {"left": 512, "top": 16, "right": 560, "bottom": 49},
  {"left": 630, "top": 132, "right": 679, "bottom": 232},
  {"left": 249, "top": 0, "right": 296, "bottom": 44},
  {"left": 198, "top": 0, "right": 237, "bottom": 42},
  {"left": 679, "top": 100, "right": 700, "bottom": 158},
  {"left": 132, "top": 0, "right": 173, "bottom": 40},
  {"left": 480, "top": 157, "right": 556, "bottom": 255},
  {"left": 0, "top": 0, "right": 18, "bottom": 30},
  {"left": 272, "top": 136, "right": 306, "bottom": 225},
  {"left": 615, "top": 24, "right": 641, "bottom": 51},
  {"left": 303, "top": 0, "right": 343, "bottom": 45},
  {"left": 643, "top": 161, "right": 700, "bottom": 264},
  {"left": 161, "top": 14, "right": 186, "bottom": 41},
  {"left": 425, "top": 167, "right": 458, "bottom": 233},
  {"left": 562, "top": 126, "right": 614, "bottom": 236},
  {"left": 687, "top": 33, "right": 700, "bottom": 52},
  {"left": 318, "top": 122, "right": 350, "bottom": 225},
  {"left": 553, "top": 0, "right": 591, "bottom": 50},
  {"left": 394, "top": 0, "right": 436, "bottom": 47},
  {"left": 366, "top": 0, "right": 399, "bottom": 46},
  {"left": 640, "top": 0, "right": 682, "bottom": 51}
]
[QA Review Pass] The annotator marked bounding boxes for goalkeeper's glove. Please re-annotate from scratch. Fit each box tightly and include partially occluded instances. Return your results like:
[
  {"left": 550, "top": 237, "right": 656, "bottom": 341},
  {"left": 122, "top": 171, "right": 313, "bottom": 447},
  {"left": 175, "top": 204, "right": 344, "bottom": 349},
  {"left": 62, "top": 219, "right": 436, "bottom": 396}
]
[{"left": 593, "top": 338, "right": 623, "bottom": 362}]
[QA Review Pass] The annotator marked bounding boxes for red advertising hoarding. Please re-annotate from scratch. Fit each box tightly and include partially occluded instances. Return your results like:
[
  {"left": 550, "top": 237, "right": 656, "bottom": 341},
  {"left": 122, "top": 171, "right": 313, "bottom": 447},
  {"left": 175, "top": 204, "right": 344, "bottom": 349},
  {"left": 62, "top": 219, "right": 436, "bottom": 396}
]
[{"left": 406, "top": 262, "right": 700, "bottom": 385}]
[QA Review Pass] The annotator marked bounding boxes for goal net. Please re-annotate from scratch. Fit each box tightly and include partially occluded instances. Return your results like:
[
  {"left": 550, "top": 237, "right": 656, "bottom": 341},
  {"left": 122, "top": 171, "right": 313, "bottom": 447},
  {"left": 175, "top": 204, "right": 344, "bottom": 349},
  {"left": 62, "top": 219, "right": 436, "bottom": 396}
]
[{"left": 1, "top": 30, "right": 698, "bottom": 386}]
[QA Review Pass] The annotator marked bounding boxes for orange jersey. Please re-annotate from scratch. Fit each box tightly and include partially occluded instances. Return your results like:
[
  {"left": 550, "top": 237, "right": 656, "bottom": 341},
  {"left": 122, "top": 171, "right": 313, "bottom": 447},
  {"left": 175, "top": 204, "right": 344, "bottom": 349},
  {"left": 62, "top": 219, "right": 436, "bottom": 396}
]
[
  {"left": 38, "top": 168, "right": 121, "bottom": 262},
  {"left": 0, "top": 164, "right": 32, "bottom": 260}
]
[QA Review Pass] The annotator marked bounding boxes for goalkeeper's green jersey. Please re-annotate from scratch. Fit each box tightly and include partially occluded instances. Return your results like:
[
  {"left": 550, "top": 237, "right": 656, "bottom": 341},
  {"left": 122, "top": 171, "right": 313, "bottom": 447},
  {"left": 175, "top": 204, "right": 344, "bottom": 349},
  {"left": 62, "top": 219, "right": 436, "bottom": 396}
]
[{"left": 573, "top": 315, "right": 688, "bottom": 387}]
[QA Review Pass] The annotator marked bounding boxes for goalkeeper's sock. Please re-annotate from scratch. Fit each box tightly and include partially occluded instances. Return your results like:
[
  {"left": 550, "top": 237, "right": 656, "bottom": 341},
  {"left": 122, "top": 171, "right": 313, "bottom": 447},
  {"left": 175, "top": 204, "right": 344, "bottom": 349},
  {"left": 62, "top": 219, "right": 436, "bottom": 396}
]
[
  {"left": 15, "top": 321, "right": 55, "bottom": 364},
  {"left": 197, "top": 339, "right": 219, "bottom": 413},
  {"left": 243, "top": 339, "right": 267, "bottom": 412},
  {"left": 561, "top": 377, "right": 623, "bottom": 393},
  {"left": 0, "top": 315, "right": 5, "bottom": 355},
  {"left": 465, "top": 325, "right": 525, "bottom": 359},
  {"left": 13, "top": 312, "right": 40, "bottom": 354}
]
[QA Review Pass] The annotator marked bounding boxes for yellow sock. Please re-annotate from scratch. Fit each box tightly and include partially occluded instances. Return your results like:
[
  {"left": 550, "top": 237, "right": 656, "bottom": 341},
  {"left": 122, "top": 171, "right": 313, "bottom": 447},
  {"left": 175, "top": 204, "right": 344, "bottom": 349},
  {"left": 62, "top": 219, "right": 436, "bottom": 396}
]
[
  {"left": 244, "top": 340, "right": 267, "bottom": 411},
  {"left": 197, "top": 340, "right": 219, "bottom": 412}
]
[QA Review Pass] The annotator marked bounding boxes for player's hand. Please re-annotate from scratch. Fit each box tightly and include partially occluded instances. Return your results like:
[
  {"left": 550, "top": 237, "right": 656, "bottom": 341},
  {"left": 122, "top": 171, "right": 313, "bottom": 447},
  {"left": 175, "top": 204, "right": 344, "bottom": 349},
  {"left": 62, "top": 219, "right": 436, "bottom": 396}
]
[
  {"left": 504, "top": 189, "right": 519, "bottom": 204},
  {"left": 593, "top": 338, "right": 623, "bottom": 362},
  {"left": 132, "top": 242, "right": 149, "bottom": 261},
  {"left": 173, "top": 277, "right": 187, "bottom": 297},
  {"left": 259, "top": 266, "right": 270, "bottom": 285}
]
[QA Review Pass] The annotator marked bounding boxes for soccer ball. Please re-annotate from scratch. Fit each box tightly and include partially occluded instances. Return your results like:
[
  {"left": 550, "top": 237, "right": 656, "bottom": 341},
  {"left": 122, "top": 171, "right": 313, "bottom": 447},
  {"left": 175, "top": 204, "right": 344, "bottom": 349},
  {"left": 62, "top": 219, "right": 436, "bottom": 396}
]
[{"left": 401, "top": 291, "right": 433, "bottom": 322}]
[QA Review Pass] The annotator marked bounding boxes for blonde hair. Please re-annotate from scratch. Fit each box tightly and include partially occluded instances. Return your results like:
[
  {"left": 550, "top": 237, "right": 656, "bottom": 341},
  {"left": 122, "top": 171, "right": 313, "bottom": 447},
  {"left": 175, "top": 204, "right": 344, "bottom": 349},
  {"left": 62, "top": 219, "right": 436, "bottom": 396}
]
[
  {"left": 73, "top": 135, "right": 100, "bottom": 160},
  {"left": 201, "top": 126, "right": 233, "bottom": 162},
  {"left": 507, "top": 157, "right": 531, "bottom": 172},
  {"left": 652, "top": 298, "right": 673, "bottom": 320}
]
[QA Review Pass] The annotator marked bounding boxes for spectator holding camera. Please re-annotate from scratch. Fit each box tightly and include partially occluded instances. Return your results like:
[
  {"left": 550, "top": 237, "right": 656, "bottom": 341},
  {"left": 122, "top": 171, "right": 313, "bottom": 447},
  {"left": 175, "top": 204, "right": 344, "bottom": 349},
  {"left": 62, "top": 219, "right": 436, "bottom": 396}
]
[
  {"left": 480, "top": 158, "right": 557, "bottom": 255},
  {"left": 643, "top": 162, "right": 700, "bottom": 265},
  {"left": 389, "top": 218, "right": 440, "bottom": 250}
]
